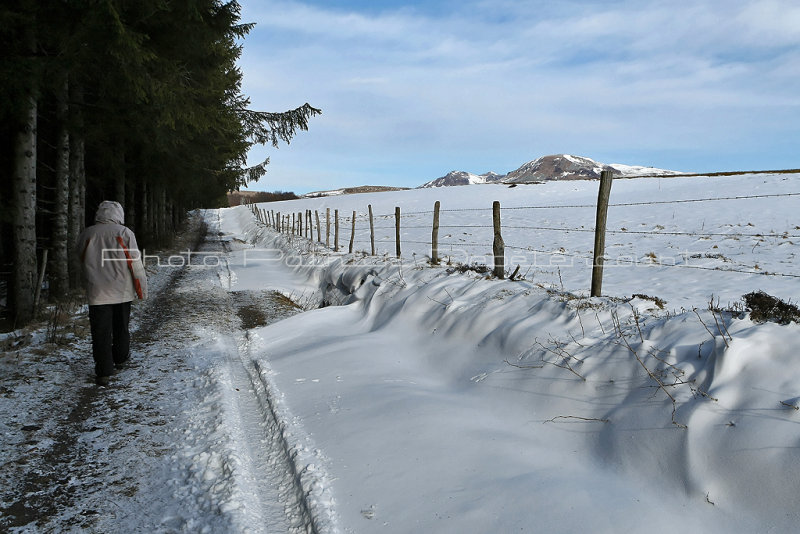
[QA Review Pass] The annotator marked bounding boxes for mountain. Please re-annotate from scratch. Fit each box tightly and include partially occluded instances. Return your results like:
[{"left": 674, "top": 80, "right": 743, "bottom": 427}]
[
  {"left": 505, "top": 154, "right": 681, "bottom": 183},
  {"left": 505, "top": 154, "right": 613, "bottom": 183},
  {"left": 419, "top": 154, "right": 681, "bottom": 188},
  {"left": 419, "top": 170, "right": 504, "bottom": 188}
]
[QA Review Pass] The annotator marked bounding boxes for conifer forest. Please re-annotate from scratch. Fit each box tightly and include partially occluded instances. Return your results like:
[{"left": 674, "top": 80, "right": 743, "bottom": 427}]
[{"left": 0, "top": 0, "right": 320, "bottom": 327}]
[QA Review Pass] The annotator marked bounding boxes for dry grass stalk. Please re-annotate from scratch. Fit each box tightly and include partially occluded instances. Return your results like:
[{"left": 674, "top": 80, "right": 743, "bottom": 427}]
[{"left": 544, "top": 415, "right": 609, "bottom": 424}]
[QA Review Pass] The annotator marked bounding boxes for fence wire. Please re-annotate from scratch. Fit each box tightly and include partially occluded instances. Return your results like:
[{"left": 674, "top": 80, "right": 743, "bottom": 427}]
[{"left": 255, "top": 177, "right": 800, "bottom": 281}]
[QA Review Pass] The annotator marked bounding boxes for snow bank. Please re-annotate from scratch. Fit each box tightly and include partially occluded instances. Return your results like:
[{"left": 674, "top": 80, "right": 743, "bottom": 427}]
[{"left": 217, "top": 186, "right": 800, "bottom": 532}]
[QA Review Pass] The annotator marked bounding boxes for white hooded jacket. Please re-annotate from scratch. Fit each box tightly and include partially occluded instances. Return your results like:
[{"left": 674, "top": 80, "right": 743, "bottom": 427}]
[{"left": 76, "top": 201, "right": 148, "bottom": 305}]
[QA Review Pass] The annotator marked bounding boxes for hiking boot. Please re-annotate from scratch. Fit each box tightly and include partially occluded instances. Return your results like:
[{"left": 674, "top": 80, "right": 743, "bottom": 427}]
[
  {"left": 115, "top": 355, "right": 130, "bottom": 370},
  {"left": 96, "top": 375, "right": 111, "bottom": 387}
]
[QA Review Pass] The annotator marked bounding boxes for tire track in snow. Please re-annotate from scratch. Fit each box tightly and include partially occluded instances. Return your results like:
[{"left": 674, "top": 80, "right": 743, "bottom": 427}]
[
  {"left": 201, "top": 221, "right": 330, "bottom": 533},
  {"left": 248, "top": 356, "right": 337, "bottom": 534},
  {"left": 221, "top": 335, "right": 321, "bottom": 534}
]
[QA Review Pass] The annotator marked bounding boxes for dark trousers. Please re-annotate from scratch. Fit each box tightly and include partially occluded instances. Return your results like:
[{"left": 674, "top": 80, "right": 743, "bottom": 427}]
[{"left": 88, "top": 302, "right": 131, "bottom": 377}]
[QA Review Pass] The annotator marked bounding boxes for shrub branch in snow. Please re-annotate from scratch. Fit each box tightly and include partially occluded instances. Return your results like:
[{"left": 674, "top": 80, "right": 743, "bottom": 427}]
[
  {"left": 533, "top": 336, "right": 587, "bottom": 381},
  {"left": 742, "top": 291, "right": 800, "bottom": 325},
  {"left": 544, "top": 415, "right": 609, "bottom": 424}
]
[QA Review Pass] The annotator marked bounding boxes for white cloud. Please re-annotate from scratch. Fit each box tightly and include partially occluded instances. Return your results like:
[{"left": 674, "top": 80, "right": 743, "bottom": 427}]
[
  {"left": 737, "top": 0, "right": 800, "bottom": 47},
  {"left": 237, "top": 0, "right": 800, "bottom": 192}
]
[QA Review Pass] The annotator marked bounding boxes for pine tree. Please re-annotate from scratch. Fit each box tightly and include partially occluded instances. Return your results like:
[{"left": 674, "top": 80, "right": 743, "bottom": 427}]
[
  {"left": 1, "top": 3, "right": 40, "bottom": 326},
  {"left": 1, "top": 0, "right": 321, "bottom": 326}
]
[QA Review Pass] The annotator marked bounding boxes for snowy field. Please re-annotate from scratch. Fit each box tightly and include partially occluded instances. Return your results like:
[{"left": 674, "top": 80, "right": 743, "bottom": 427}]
[
  {"left": 261, "top": 173, "right": 800, "bottom": 310},
  {"left": 3, "top": 173, "right": 800, "bottom": 533},
  {"left": 232, "top": 173, "right": 800, "bottom": 532}
]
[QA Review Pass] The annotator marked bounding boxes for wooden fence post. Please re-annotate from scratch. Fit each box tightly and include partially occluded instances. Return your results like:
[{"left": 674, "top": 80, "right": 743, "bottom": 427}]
[
  {"left": 334, "top": 209, "right": 340, "bottom": 251},
  {"left": 349, "top": 210, "right": 356, "bottom": 253},
  {"left": 368, "top": 204, "right": 375, "bottom": 255},
  {"left": 276, "top": 211, "right": 281, "bottom": 233},
  {"left": 395, "top": 206, "right": 401, "bottom": 258},
  {"left": 326, "top": 208, "right": 331, "bottom": 247},
  {"left": 492, "top": 200, "right": 504, "bottom": 279},
  {"left": 306, "top": 210, "right": 311, "bottom": 238},
  {"left": 431, "top": 200, "right": 440, "bottom": 265},
  {"left": 315, "top": 210, "right": 321, "bottom": 242},
  {"left": 591, "top": 170, "right": 614, "bottom": 297}
]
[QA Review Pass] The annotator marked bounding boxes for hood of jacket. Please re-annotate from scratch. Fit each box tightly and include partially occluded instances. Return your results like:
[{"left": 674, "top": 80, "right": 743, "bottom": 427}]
[{"left": 95, "top": 201, "right": 125, "bottom": 225}]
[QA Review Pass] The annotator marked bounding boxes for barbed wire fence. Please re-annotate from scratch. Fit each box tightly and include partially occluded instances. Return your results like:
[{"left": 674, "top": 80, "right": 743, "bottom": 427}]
[{"left": 245, "top": 169, "right": 800, "bottom": 295}]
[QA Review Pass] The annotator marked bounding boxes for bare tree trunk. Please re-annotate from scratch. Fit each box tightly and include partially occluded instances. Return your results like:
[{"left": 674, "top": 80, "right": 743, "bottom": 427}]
[
  {"left": 51, "top": 78, "right": 70, "bottom": 299},
  {"left": 151, "top": 185, "right": 163, "bottom": 245},
  {"left": 166, "top": 197, "right": 174, "bottom": 236},
  {"left": 114, "top": 146, "right": 125, "bottom": 208},
  {"left": 12, "top": 92, "right": 38, "bottom": 325},
  {"left": 68, "top": 82, "right": 86, "bottom": 289},
  {"left": 149, "top": 184, "right": 157, "bottom": 244},
  {"left": 173, "top": 203, "right": 181, "bottom": 230},
  {"left": 126, "top": 175, "right": 136, "bottom": 231},
  {"left": 159, "top": 187, "right": 167, "bottom": 244},
  {"left": 140, "top": 181, "right": 150, "bottom": 246},
  {"left": 150, "top": 185, "right": 158, "bottom": 245}
]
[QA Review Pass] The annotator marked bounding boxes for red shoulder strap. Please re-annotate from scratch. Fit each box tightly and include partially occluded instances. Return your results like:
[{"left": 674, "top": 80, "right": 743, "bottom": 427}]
[{"left": 116, "top": 236, "right": 144, "bottom": 299}]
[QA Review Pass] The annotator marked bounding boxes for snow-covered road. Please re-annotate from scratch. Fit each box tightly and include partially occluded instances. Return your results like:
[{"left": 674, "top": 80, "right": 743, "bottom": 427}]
[{"left": 1, "top": 214, "right": 320, "bottom": 533}]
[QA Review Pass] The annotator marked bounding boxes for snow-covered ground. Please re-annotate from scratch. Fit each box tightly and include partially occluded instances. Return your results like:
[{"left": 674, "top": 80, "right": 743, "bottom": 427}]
[
  {"left": 263, "top": 173, "right": 800, "bottom": 309},
  {"left": 3, "top": 173, "right": 800, "bottom": 533}
]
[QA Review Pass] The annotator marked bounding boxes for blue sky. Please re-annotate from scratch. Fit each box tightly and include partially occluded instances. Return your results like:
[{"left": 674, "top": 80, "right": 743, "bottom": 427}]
[{"left": 236, "top": 0, "right": 800, "bottom": 193}]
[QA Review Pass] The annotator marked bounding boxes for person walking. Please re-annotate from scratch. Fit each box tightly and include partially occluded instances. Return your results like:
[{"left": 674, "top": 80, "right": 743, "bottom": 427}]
[{"left": 77, "top": 200, "right": 147, "bottom": 386}]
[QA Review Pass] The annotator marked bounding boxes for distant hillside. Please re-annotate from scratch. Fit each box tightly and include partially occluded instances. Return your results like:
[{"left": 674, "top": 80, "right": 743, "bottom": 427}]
[
  {"left": 228, "top": 190, "right": 299, "bottom": 206},
  {"left": 418, "top": 154, "right": 681, "bottom": 187},
  {"left": 420, "top": 170, "right": 503, "bottom": 188},
  {"left": 303, "top": 185, "right": 410, "bottom": 198},
  {"left": 606, "top": 161, "right": 684, "bottom": 178}
]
